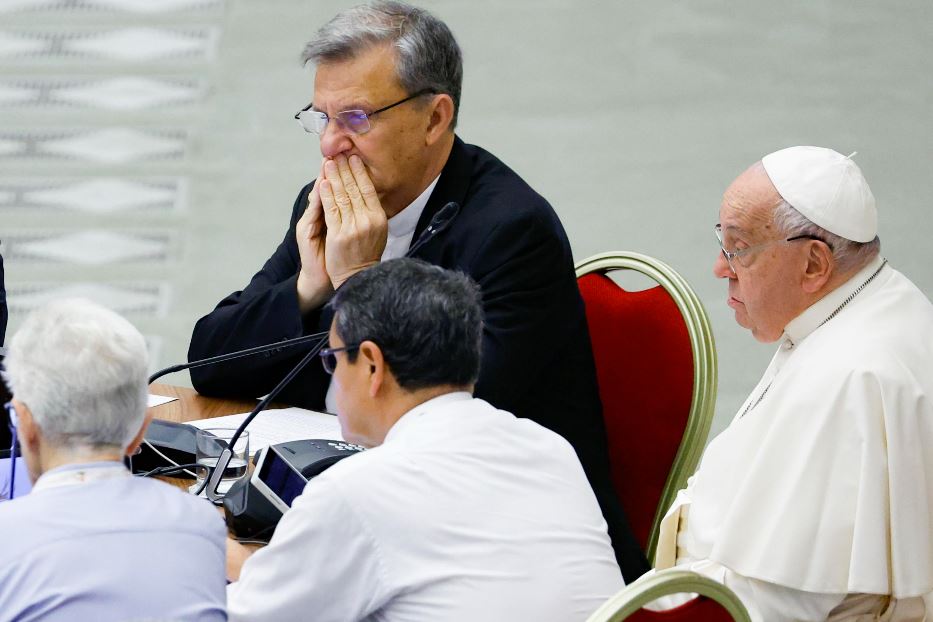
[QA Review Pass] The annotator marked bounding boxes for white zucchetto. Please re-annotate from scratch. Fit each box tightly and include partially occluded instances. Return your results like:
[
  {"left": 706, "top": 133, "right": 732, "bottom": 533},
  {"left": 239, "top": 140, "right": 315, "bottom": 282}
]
[{"left": 762, "top": 146, "right": 877, "bottom": 243}]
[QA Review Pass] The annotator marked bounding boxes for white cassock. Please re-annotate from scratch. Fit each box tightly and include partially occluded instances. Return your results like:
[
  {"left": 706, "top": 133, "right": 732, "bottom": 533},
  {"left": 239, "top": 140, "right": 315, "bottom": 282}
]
[{"left": 656, "top": 256, "right": 933, "bottom": 621}]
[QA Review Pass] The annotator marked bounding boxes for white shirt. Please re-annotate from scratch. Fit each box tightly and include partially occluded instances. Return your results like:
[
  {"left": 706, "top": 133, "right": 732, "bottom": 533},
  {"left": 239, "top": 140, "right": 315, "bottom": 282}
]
[
  {"left": 228, "top": 392, "right": 623, "bottom": 622},
  {"left": 324, "top": 175, "right": 439, "bottom": 414},
  {"left": 380, "top": 175, "right": 440, "bottom": 261},
  {"left": 656, "top": 257, "right": 933, "bottom": 622},
  {"left": 0, "top": 461, "right": 227, "bottom": 622}
]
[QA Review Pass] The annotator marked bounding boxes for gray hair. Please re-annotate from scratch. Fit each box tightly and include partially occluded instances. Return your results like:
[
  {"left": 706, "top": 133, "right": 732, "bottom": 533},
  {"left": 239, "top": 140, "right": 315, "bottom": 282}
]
[
  {"left": 3, "top": 298, "right": 149, "bottom": 451},
  {"left": 771, "top": 199, "right": 881, "bottom": 273},
  {"left": 748, "top": 160, "right": 881, "bottom": 274},
  {"left": 328, "top": 258, "right": 483, "bottom": 391},
  {"left": 302, "top": 1, "right": 463, "bottom": 126}
]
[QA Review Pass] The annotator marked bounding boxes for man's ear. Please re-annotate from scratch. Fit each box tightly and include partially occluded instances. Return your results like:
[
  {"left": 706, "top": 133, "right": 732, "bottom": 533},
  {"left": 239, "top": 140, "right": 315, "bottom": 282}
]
[
  {"left": 14, "top": 400, "right": 40, "bottom": 454},
  {"left": 357, "top": 340, "right": 386, "bottom": 398},
  {"left": 801, "top": 240, "right": 835, "bottom": 294},
  {"left": 424, "top": 94, "right": 454, "bottom": 146},
  {"left": 125, "top": 411, "right": 154, "bottom": 457}
]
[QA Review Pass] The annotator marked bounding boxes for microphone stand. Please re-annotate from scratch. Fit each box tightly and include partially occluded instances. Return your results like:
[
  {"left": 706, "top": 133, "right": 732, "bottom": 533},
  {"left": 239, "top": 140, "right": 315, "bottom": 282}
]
[
  {"left": 148, "top": 330, "right": 328, "bottom": 385},
  {"left": 179, "top": 200, "right": 460, "bottom": 501},
  {"left": 148, "top": 330, "right": 330, "bottom": 499},
  {"left": 199, "top": 336, "right": 329, "bottom": 502}
]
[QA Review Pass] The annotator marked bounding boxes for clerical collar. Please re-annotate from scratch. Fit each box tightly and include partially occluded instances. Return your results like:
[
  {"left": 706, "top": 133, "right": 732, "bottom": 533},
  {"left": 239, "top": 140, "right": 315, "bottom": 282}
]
[
  {"left": 32, "top": 460, "right": 130, "bottom": 494},
  {"left": 783, "top": 255, "right": 888, "bottom": 347},
  {"left": 383, "top": 391, "right": 473, "bottom": 444},
  {"left": 387, "top": 175, "right": 440, "bottom": 240}
]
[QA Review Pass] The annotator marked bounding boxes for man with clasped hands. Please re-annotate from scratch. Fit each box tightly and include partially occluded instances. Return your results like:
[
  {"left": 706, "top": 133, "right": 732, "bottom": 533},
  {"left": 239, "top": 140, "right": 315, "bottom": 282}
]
[{"left": 189, "top": 1, "right": 645, "bottom": 578}]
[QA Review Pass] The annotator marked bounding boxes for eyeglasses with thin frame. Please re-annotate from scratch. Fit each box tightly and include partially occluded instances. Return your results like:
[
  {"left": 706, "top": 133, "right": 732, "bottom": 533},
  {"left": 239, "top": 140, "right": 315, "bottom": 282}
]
[
  {"left": 319, "top": 344, "right": 361, "bottom": 374},
  {"left": 295, "top": 88, "right": 436, "bottom": 136},
  {"left": 714, "top": 224, "right": 830, "bottom": 274}
]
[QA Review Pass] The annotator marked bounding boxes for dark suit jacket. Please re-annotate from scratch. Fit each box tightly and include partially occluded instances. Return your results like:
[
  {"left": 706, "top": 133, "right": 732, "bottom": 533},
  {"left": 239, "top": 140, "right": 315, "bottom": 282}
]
[{"left": 188, "top": 137, "right": 648, "bottom": 579}]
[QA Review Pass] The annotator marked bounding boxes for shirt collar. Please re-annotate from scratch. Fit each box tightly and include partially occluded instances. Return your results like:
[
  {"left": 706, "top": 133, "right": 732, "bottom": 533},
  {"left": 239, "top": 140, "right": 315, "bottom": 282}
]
[
  {"left": 383, "top": 391, "right": 473, "bottom": 444},
  {"left": 31, "top": 460, "right": 130, "bottom": 494},
  {"left": 387, "top": 175, "right": 440, "bottom": 240},
  {"left": 783, "top": 255, "right": 887, "bottom": 346}
]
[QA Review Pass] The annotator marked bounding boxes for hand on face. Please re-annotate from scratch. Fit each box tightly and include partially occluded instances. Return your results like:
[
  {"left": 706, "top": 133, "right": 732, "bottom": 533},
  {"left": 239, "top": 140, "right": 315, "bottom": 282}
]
[
  {"left": 296, "top": 160, "right": 334, "bottom": 313},
  {"left": 318, "top": 154, "right": 388, "bottom": 290}
]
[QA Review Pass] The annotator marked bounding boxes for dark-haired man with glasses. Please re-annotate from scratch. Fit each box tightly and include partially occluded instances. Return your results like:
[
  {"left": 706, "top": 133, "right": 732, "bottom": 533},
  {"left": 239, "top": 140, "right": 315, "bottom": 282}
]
[
  {"left": 189, "top": 1, "right": 646, "bottom": 579},
  {"left": 226, "top": 259, "right": 623, "bottom": 622}
]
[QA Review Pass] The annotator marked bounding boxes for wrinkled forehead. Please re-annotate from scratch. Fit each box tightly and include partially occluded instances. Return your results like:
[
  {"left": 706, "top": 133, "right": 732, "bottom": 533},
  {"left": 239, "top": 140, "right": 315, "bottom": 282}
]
[
  {"left": 312, "top": 45, "right": 403, "bottom": 109},
  {"left": 719, "top": 164, "right": 784, "bottom": 237}
]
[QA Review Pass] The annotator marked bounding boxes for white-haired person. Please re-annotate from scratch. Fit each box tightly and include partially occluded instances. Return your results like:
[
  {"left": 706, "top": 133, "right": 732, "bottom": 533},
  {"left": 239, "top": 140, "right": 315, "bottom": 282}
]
[
  {"left": 0, "top": 299, "right": 227, "bottom": 621},
  {"left": 650, "top": 147, "right": 933, "bottom": 621}
]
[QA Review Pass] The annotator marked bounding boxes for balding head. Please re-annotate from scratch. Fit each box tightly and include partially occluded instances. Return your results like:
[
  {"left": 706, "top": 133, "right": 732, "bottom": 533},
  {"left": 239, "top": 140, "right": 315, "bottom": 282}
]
[{"left": 714, "top": 159, "right": 872, "bottom": 342}]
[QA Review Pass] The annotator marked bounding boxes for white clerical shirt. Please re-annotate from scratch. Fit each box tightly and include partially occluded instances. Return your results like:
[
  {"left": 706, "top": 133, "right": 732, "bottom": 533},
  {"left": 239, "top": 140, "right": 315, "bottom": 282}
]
[
  {"left": 227, "top": 392, "right": 623, "bottom": 622},
  {"left": 656, "top": 256, "right": 933, "bottom": 621}
]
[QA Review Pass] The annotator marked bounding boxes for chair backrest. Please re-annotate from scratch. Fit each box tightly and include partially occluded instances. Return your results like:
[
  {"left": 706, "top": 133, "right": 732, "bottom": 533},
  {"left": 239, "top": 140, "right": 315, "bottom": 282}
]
[
  {"left": 586, "top": 569, "right": 751, "bottom": 622},
  {"left": 575, "top": 251, "right": 717, "bottom": 564}
]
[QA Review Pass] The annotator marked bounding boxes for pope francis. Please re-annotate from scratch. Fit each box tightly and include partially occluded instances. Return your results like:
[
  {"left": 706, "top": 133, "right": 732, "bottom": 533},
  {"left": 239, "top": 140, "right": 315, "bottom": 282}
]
[{"left": 655, "top": 147, "right": 933, "bottom": 621}]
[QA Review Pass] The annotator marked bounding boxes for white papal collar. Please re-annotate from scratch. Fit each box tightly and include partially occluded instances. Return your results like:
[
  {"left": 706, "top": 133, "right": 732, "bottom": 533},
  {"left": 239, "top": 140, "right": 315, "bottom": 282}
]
[{"left": 783, "top": 255, "right": 887, "bottom": 347}]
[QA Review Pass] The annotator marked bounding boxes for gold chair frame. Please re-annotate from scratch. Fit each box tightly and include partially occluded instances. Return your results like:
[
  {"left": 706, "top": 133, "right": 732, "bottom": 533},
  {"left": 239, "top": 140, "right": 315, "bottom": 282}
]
[
  {"left": 575, "top": 251, "right": 718, "bottom": 565},
  {"left": 586, "top": 569, "right": 752, "bottom": 622}
]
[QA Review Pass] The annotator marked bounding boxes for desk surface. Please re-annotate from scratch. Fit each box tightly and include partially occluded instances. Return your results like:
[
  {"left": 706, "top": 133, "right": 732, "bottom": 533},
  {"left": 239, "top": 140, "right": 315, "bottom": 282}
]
[{"left": 148, "top": 383, "right": 263, "bottom": 424}]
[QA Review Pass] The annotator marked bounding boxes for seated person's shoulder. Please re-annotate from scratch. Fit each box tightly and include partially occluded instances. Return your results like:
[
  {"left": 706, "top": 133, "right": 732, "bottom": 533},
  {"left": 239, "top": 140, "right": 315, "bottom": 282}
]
[
  {"left": 307, "top": 443, "right": 396, "bottom": 492},
  {"left": 807, "top": 322, "right": 929, "bottom": 388},
  {"left": 126, "top": 476, "right": 227, "bottom": 541},
  {"left": 460, "top": 141, "right": 557, "bottom": 222}
]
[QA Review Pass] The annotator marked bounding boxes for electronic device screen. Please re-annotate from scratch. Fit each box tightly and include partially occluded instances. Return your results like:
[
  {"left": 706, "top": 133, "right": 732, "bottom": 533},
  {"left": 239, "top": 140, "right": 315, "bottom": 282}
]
[{"left": 253, "top": 446, "right": 307, "bottom": 513}]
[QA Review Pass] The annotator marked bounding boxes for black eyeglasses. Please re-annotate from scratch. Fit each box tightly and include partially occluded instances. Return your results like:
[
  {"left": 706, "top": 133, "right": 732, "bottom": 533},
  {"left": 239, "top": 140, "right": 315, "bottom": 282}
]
[
  {"left": 295, "top": 88, "right": 436, "bottom": 136},
  {"left": 319, "top": 345, "right": 361, "bottom": 374}
]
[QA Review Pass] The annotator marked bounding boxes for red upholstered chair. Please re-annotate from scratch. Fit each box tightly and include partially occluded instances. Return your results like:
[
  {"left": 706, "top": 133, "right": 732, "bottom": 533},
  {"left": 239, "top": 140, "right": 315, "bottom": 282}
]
[
  {"left": 576, "top": 251, "right": 717, "bottom": 564},
  {"left": 586, "top": 569, "right": 751, "bottom": 622}
]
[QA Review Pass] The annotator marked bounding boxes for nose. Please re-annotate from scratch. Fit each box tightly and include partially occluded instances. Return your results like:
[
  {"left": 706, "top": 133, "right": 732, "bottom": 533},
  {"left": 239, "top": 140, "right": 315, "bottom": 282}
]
[
  {"left": 318, "top": 119, "right": 353, "bottom": 158},
  {"left": 713, "top": 250, "right": 734, "bottom": 279}
]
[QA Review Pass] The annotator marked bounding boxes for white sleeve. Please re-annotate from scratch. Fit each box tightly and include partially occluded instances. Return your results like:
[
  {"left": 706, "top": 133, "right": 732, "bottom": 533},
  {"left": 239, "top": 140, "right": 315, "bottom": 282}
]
[
  {"left": 227, "top": 476, "right": 390, "bottom": 622},
  {"left": 648, "top": 559, "right": 846, "bottom": 622}
]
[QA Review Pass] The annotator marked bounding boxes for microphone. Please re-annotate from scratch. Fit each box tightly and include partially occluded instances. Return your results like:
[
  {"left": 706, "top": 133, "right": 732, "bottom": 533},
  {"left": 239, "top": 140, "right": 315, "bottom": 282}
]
[
  {"left": 200, "top": 337, "right": 328, "bottom": 502},
  {"left": 146, "top": 330, "right": 330, "bottom": 498},
  {"left": 150, "top": 200, "right": 459, "bottom": 389},
  {"left": 148, "top": 330, "right": 328, "bottom": 385},
  {"left": 158, "top": 202, "right": 460, "bottom": 501},
  {"left": 405, "top": 201, "right": 460, "bottom": 258},
  {"left": 140, "top": 331, "right": 329, "bottom": 483}
]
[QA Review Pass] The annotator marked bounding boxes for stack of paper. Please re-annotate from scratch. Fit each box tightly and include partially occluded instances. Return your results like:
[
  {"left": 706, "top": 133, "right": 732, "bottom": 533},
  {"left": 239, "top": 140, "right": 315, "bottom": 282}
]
[{"left": 187, "top": 407, "right": 344, "bottom": 457}]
